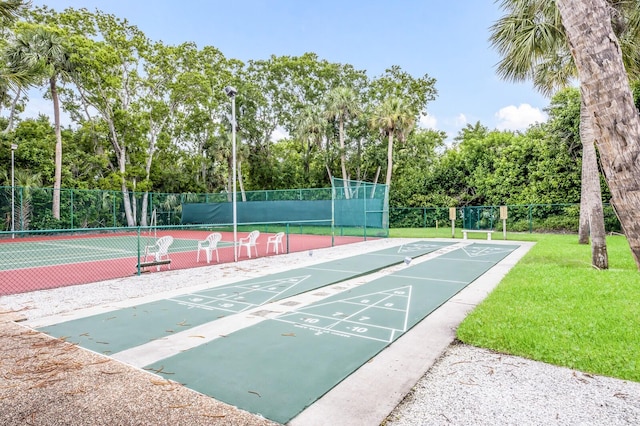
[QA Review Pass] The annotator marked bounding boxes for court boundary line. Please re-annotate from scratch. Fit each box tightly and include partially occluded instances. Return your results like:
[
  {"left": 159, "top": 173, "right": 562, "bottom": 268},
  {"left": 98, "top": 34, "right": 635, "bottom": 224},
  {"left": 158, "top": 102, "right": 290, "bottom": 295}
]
[
  {"left": 289, "top": 240, "right": 535, "bottom": 426},
  {"left": 27, "top": 241, "right": 456, "bottom": 327},
  {"left": 273, "top": 284, "right": 413, "bottom": 344},
  {"left": 136, "top": 241, "right": 526, "bottom": 424},
  {"left": 109, "top": 243, "right": 466, "bottom": 366}
]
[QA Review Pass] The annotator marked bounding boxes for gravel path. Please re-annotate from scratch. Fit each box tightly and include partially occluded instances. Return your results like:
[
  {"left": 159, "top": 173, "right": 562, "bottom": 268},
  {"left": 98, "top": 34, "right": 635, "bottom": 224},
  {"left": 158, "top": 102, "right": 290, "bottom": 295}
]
[
  {"left": 2, "top": 238, "right": 639, "bottom": 425},
  {"left": 385, "top": 342, "right": 640, "bottom": 426}
]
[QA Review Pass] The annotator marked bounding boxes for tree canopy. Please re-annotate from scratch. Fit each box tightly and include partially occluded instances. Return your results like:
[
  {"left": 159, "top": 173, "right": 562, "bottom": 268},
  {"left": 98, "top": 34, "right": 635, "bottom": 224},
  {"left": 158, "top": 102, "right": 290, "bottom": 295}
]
[{"left": 0, "top": 4, "right": 602, "bottom": 229}]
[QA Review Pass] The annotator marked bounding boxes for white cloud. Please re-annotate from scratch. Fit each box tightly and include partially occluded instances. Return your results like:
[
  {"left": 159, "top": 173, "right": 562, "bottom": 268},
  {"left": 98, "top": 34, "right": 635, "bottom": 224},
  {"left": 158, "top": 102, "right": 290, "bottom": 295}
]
[
  {"left": 495, "top": 103, "right": 547, "bottom": 131},
  {"left": 271, "top": 125, "right": 289, "bottom": 141},
  {"left": 454, "top": 113, "right": 467, "bottom": 127},
  {"left": 418, "top": 113, "right": 437, "bottom": 129}
]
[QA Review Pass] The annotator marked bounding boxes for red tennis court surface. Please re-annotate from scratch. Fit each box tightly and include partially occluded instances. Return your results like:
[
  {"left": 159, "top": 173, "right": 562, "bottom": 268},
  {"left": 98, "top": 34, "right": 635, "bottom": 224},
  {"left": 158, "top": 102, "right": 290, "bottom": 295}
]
[{"left": 0, "top": 230, "right": 371, "bottom": 296}]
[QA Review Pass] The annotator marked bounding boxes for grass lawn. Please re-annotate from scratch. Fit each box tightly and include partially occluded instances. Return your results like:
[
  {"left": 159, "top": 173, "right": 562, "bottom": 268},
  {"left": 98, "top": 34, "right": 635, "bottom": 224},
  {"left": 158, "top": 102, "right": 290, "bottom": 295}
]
[{"left": 389, "top": 228, "right": 640, "bottom": 382}]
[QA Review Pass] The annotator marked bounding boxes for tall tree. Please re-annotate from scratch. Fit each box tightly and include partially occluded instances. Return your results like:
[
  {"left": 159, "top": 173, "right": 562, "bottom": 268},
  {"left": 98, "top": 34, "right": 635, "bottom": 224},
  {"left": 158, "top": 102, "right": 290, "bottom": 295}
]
[
  {"left": 369, "top": 96, "right": 415, "bottom": 190},
  {"left": 244, "top": 54, "right": 367, "bottom": 189},
  {"left": 0, "top": 1, "right": 33, "bottom": 132},
  {"left": 0, "top": 0, "right": 25, "bottom": 23},
  {"left": 5, "top": 24, "right": 72, "bottom": 219},
  {"left": 170, "top": 44, "right": 237, "bottom": 193},
  {"left": 35, "top": 8, "right": 150, "bottom": 226},
  {"left": 324, "top": 87, "right": 361, "bottom": 196},
  {"left": 490, "top": 0, "right": 613, "bottom": 268},
  {"left": 557, "top": 0, "right": 640, "bottom": 269},
  {"left": 295, "top": 104, "right": 327, "bottom": 184}
]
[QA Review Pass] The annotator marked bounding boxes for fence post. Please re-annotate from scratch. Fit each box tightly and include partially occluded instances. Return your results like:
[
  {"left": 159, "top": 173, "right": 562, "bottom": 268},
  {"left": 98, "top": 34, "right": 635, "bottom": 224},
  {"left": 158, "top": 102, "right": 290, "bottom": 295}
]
[
  {"left": 286, "top": 223, "right": 290, "bottom": 253},
  {"left": 112, "top": 192, "right": 116, "bottom": 227},
  {"left": 70, "top": 189, "right": 74, "bottom": 229},
  {"left": 529, "top": 204, "right": 533, "bottom": 233},
  {"left": 136, "top": 226, "right": 142, "bottom": 275},
  {"left": 19, "top": 187, "right": 23, "bottom": 231},
  {"left": 363, "top": 192, "right": 367, "bottom": 241}
]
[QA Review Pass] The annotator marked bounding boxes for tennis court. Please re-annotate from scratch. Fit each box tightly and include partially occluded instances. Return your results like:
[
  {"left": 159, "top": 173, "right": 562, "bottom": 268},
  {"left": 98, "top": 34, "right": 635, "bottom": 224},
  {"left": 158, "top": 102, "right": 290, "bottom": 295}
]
[
  {"left": 0, "top": 229, "right": 366, "bottom": 295},
  {"left": 34, "top": 240, "right": 523, "bottom": 424}
]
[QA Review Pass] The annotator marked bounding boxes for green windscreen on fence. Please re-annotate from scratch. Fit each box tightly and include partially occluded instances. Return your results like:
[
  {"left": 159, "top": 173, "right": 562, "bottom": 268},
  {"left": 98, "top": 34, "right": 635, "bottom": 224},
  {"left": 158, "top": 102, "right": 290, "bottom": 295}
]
[
  {"left": 182, "top": 199, "right": 333, "bottom": 225},
  {"left": 333, "top": 177, "right": 387, "bottom": 229},
  {"left": 180, "top": 178, "right": 388, "bottom": 232}
]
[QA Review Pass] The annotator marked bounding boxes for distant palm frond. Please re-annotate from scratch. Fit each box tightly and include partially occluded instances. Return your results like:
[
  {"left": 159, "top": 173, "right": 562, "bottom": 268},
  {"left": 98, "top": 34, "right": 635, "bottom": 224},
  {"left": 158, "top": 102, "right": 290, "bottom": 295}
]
[{"left": 0, "top": 0, "right": 29, "bottom": 26}]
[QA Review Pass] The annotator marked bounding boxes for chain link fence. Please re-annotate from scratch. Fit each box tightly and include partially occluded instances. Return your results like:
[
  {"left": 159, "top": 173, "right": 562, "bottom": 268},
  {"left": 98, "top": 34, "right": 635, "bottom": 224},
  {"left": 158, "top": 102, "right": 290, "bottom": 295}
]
[
  {"left": 0, "top": 221, "right": 372, "bottom": 296},
  {"left": 390, "top": 204, "right": 621, "bottom": 233},
  {"left": 0, "top": 183, "right": 621, "bottom": 297}
]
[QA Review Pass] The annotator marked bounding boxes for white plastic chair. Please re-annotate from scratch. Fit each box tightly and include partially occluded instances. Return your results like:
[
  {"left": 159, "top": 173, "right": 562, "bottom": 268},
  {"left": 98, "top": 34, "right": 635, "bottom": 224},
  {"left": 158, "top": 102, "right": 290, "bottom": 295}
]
[
  {"left": 266, "top": 232, "right": 285, "bottom": 254},
  {"left": 197, "top": 232, "right": 222, "bottom": 264},
  {"left": 143, "top": 235, "right": 174, "bottom": 271},
  {"left": 236, "top": 230, "right": 260, "bottom": 258}
]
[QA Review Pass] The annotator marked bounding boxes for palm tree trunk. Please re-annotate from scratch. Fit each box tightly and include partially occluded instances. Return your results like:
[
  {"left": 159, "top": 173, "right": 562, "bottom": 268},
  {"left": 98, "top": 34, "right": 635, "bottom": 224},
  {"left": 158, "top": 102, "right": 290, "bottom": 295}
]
[
  {"left": 385, "top": 133, "right": 395, "bottom": 188},
  {"left": 338, "top": 119, "right": 350, "bottom": 199},
  {"left": 579, "top": 99, "right": 608, "bottom": 268},
  {"left": 578, "top": 158, "right": 589, "bottom": 244},
  {"left": 382, "top": 133, "right": 395, "bottom": 229},
  {"left": 238, "top": 161, "right": 246, "bottom": 202},
  {"left": 51, "top": 77, "right": 62, "bottom": 220},
  {"left": 558, "top": 0, "right": 640, "bottom": 269},
  {"left": 3, "top": 88, "right": 22, "bottom": 133}
]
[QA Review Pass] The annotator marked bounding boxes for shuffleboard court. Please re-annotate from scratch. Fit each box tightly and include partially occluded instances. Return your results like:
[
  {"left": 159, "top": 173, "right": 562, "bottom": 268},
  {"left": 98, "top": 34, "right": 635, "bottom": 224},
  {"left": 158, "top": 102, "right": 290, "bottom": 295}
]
[
  {"left": 145, "top": 243, "right": 520, "bottom": 424},
  {"left": 38, "top": 241, "right": 451, "bottom": 355}
]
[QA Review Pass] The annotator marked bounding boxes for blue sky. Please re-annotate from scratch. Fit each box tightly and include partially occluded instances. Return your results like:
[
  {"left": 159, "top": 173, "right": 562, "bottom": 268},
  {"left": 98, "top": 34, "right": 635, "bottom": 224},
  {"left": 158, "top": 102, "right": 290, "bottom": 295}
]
[{"left": 29, "top": 0, "right": 549, "bottom": 139}]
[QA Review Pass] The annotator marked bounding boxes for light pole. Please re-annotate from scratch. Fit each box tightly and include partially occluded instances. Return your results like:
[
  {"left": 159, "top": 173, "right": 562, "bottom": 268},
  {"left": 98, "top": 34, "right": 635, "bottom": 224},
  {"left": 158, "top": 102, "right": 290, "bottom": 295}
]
[
  {"left": 224, "top": 86, "right": 238, "bottom": 262},
  {"left": 10, "top": 143, "right": 17, "bottom": 239}
]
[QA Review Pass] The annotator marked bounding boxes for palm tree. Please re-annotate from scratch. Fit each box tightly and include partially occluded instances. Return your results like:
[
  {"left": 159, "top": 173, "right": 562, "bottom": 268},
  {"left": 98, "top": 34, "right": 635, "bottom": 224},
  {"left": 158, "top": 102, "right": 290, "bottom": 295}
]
[
  {"left": 5, "top": 25, "right": 73, "bottom": 220},
  {"left": 369, "top": 97, "right": 415, "bottom": 190},
  {"left": 296, "top": 104, "right": 327, "bottom": 184},
  {"left": 557, "top": 0, "right": 640, "bottom": 269},
  {"left": 0, "top": 1, "right": 35, "bottom": 130},
  {"left": 0, "top": 0, "right": 27, "bottom": 29},
  {"left": 1, "top": 169, "right": 43, "bottom": 231},
  {"left": 488, "top": 0, "right": 640, "bottom": 269},
  {"left": 324, "top": 87, "right": 360, "bottom": 197}
]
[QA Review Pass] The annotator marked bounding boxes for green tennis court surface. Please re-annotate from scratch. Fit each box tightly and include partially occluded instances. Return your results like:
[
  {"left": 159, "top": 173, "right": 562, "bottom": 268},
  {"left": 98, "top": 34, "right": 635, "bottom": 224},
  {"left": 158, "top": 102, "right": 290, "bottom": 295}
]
[
  {"left": 0, "top": 235, "right": 209, "bottom": 270},
  {"left": 146, "top": 243, "right": 519, "bottom": 424},
  {"left": 38, "top": 241, "right": 450, "bottom": 354}
]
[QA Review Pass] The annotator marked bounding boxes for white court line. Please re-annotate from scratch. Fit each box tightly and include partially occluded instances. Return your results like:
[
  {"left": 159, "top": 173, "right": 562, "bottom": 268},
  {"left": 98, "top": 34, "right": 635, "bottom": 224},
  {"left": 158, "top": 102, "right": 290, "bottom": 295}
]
[
  {"left": 390, "top": 274, "right": 467, "bottom": 284},
  {"left": 37, "top": 241, "right": 133, "bottom": 254},
  {"left": 278, "top": 304, "right": 405, "bottom": 330},
  {"left": 436, "top": 257, "right": 503, "bottom": 264},
  {"left": 304, "top": 266, "right": 364, "bottom": 274},
  {"left": 104, "top": 241, "right": 479, "bottom": 366},
  {"left": 167, "top": 276, "right": 313, "bottom": 313},
  {"left": 273, "top": 286, "right": 413, "bottom": 343},
  {"left": 274, "top": 318, "right": 393, "bottom": 344},
  {"left": 168, "top": 298, "right": 253, "bottom": 314},
  {"left": 338, "top": 299, "right": 405, "bottom": 312},
  {"left": 0, "top": 252, "right": 138, "bottom": 269}
]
